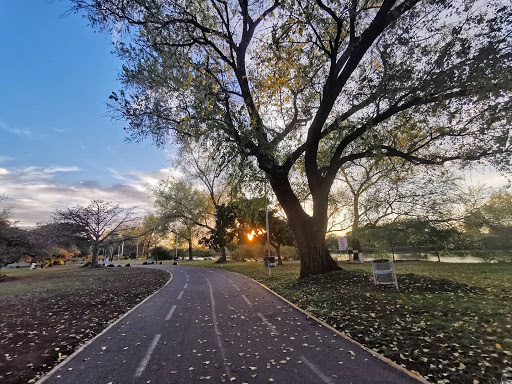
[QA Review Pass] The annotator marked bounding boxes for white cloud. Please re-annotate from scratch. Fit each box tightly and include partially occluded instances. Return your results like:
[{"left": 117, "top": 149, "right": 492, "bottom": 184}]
[
  {"left": 11, "top": 166, "right": 78, "bottom": 182},
  {"left": 0, "top": 155, "right": 15, "bottom": 164},
  {"left": 0, "top": 165, "right": 182, "bottom": 226},
  {"left": 43, "top": 166, "right": 81, "bottom": 173},
  {"left": 0, "top": 121, "right": 31, "bottom": 136}
]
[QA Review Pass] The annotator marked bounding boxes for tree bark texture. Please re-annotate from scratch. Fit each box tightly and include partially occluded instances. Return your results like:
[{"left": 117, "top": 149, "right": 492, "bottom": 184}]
[
  {"left": 217, "top": 246, "right": 227, "bottom": 263},
  {"left": 188, "top": 238, "right": 193, "bottom": 260},
  {"left": 275, "top": 245, "right": 283, "bottom": 265},
  {"left": 91, "top": 243, "right": 99, "bottom": 267},
  {"left": 268, "top": 174, "right": 340, "bottom": 278},
  {"left": 293, "top": 218, "right": 340, "bottom": 278}
]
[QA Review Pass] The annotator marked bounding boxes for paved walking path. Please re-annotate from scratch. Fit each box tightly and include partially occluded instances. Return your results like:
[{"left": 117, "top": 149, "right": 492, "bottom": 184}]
[{"left": 40, "top": 266, "right": 424, "bottom": 383}]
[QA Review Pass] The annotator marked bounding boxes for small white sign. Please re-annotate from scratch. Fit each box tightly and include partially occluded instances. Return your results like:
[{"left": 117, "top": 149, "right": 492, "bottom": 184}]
[{"left": 338, "top": 236, "right": 348, "bottom": 251}]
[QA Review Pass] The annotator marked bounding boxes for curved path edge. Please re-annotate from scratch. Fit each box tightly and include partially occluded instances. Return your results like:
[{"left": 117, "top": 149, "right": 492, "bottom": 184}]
[
  {"left": 222, "top": 268, "right": 430, "bottom": 384},
  {"left": 36, "top": 269, "right": 174, "bottom": 384}
]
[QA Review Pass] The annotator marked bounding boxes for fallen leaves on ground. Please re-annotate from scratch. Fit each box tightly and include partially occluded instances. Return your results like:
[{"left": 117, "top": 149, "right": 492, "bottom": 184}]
[
  {"left": 0, "top": 266, "right": 168, "bottom": 384},
  {"left": 208, "top": 261, "right": 512, "bottom": 384}
]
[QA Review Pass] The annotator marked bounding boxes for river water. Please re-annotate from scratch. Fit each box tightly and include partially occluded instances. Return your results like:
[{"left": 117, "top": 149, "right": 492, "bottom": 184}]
[{"left": 331, "top": 253, "right": 486, "bottom": 263}]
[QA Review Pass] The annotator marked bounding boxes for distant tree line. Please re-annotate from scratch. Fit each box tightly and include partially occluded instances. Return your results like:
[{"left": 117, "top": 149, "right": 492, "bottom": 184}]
[
  {"left": 0, "top": 195, "right": 90, "bottom": 268},
  {"left": 327, "top": 190, "right": 512, "bottom": 261}
]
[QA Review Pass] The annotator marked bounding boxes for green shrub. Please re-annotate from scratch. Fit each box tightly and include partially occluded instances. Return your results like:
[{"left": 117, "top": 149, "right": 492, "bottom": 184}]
[
  {"left": 192, "top": 248, "right": 217, "bottom": 259},
  {"left": 230, "top": 244, "right": 266, "bottom": 261},
  {"left": 229, "top": 244, "right": 298, "bottom": 261},
  {"left": 280, "top": 245, "right": 298, "bottom": 260},
  {"left": 153, "top": 246, "right": 174, "bottom": 260}
]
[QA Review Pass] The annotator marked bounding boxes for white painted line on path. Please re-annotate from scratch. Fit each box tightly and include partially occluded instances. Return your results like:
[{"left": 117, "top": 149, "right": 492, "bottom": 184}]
[
  {"left": 301, "top": 356, "right": 335, "bottom": 384},
  {"left": 257, "top": 312, "right": 279, "bottom": 335},
  {"left": 200, "top": 273, "right": 233, "bottom": 380},
  {"left": 183, "top": 283, "right": 188, "bottom": 289},
  {"left": 37, "top": 271, "right": 173, "bottom": 384},
  {"left": 228, "top": 279, "right": 241, "bottom": 291},
  {"left": 242, "top": 294, "right": 252, "bottom": 306},
  {"left": 165, "top": 305, "right": 177, "bottom": 321},
  {"left": 177, "top": 290, "right": 184, "bottom": 299},
  {"left": 134, "top": 334, "right": 161, "bottom": 377}
]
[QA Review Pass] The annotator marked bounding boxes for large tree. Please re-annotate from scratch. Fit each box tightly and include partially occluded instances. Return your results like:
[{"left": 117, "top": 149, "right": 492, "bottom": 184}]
[
  {"left": 464, "top": 190, "right": 512, "bottom": 250},
  {"left": 72, "top": 0, "right": 512, "bottom": 278},
  {"left": 54, "top": 200, "right": 136, "bottom": 267},
  {"left": 333, "top": 159, "right": 460, "bottom": 233},
  {"left": 25, "top": 222, "right": 79, "bottom": 263},
  {"left": 237, "top": 197, "right": 295, "bottom": 264},
  {"left": 152, "top": 178, "right": 213, "bottom": 260}
]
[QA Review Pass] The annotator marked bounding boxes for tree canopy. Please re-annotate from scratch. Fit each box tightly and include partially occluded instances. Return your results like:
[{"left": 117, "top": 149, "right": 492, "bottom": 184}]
[
  {"left": 54, "top": 200, "right": 136, "bottom": 267},
  {"left": 71, "top": 0, "right": 512, "bottom": 277}
]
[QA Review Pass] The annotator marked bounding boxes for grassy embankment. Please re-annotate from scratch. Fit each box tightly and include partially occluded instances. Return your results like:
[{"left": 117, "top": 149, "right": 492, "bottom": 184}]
[
  {"left": 178, "top": 259, "right": 512, "bottom": 384},
  {"left": 0, "top": 264, "right": 169, "bottom": 384}
]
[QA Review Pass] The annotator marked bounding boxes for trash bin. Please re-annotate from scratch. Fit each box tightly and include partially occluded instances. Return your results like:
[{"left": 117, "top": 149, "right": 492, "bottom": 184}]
[
  {"left": 372, "top": 259, "right": 399, "bottom": 290},
  {"left": 263, "top": 256, "right": 276, "bottom": 268}
]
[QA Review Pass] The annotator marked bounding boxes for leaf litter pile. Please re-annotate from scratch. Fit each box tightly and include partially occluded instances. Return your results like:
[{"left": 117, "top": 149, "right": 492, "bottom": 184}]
[
  {"left": 0, "top": 266, "right": 168, "bottom": 384},
  {"left": 208, "top": 261, "right": 512, "bottom": 384}
]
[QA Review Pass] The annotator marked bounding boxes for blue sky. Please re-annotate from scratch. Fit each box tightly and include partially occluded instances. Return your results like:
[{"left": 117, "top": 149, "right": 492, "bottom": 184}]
[
  {"left": 0, "top": 2, "right": 507, "bottom": 227},
  {"left": 0, "top": 1, "right": 175, "bottom": 225}
]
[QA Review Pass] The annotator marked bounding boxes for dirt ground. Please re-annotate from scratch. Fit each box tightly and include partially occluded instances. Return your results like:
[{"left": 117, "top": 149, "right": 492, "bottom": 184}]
[{"left": 0, "top": 265, "right": 169, "bottom": 384}]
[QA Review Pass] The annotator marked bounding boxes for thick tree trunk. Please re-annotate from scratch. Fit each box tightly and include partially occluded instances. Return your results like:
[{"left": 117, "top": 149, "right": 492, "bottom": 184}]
[
  {"left": 217, "top": 246, "right": 227, "bottom": 263},
  {"left": 267, "top": 173, "right": 340, "bottom": 279},
  {"left": 352, "top": 195, "right": 359, "bottom": 233},
  {"left": 188, "top": 238, "right": 193, "bottom": 260},
  {"left": 91, "top": 243, "right": 99, "bottom": 267},
  {"left": 293, "top": 217, "right": 340, "bottom": 278},
  {"left": 274, "top": 244, "right": 283, "bottom": 265}
]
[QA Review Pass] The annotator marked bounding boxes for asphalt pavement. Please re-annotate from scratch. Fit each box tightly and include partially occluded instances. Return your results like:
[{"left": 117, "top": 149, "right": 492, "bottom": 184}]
[{"left": 39, "top": 265, "right": 425, "bottom": 384}]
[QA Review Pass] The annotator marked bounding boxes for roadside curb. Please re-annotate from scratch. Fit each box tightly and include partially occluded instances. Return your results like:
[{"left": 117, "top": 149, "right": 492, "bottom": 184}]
[
  {"left": 36, "top": 269, "right": 173, "bottom": 384},
  {"left": 215, "top": 267, "right": 430, "bottom": 384}
]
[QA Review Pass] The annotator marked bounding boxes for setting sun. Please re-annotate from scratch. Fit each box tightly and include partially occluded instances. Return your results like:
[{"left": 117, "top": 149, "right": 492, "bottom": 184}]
[{"left": 246, "top": 228, "right": 265, "bottom": 241}]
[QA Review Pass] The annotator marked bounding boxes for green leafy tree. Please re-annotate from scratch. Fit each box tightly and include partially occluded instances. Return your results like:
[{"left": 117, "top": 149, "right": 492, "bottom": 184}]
[
  {"left": 237, "top": 197, "right": 295, "bottom": 265},
  {"left": 464, "top": 191, "right": 512, "bottom": 250},
  {"left": 26, "top": 222, "right": 79, "bottom": 263},
  {"left": 201, "top": 203, "right": 238, "bottom": 262},
  {"left": 0, "top": 223, "right": 27, "bottom": 268},
  {"left": 406, "top": 220, "right": 461, "bottom": 262},
  {"left": 356, "top": 221, "right": 409, "bottom": 261},
  {"left": 71, "top": 0, "right": 512, "bottom": 278},
  {"left": 152, "top": 178, "right": 213, "bottom": 260}
]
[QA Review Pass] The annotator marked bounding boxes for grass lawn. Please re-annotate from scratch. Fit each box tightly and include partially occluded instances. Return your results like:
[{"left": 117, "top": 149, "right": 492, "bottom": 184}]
[
  {"left": 178, "top": 259, "right": 512, "bottom": 384},
  {"left": 0, "top": 264, "right": 169, "bottom": 384}
]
